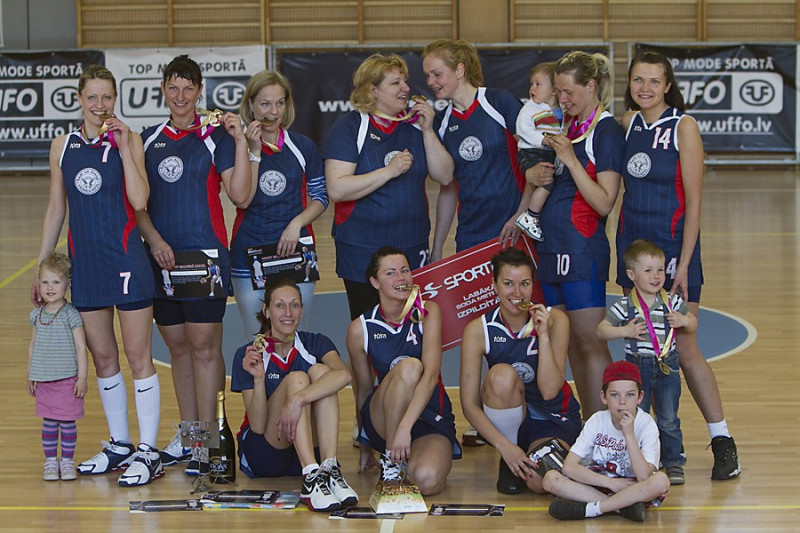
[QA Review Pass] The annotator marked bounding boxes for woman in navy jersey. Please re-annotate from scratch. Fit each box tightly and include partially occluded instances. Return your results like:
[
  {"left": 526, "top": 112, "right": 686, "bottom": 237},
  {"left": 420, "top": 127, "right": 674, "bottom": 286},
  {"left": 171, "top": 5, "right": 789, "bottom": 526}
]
[
  {"left": 325, "top": 54, "right": 453, "bottom": 320},
  {"left": 231, "top": 70, "right": 328, "bottom": 338},
  {"left": 530, "top": 51, "right": 625, "bottom": 417},
  {"left": 461, "top": 248, "right": 581, "bottom": 495},
  {"left": 347, "top": 247, "right": 461, "bottom": 496},
  {"left": 135, "top": 55, "right": 251, "bottom": 474},
  {"left": 618, "top": 51, "right": 740, "bottom": 480},
  {"left": 231, "top": 278, "right": 358, "bottom": 511},
  {"left": 422, "top": 39, "right": 527, "bottom": 257},
  {"left": 33, "top": 65, "right": 162, "bottom": 486}
]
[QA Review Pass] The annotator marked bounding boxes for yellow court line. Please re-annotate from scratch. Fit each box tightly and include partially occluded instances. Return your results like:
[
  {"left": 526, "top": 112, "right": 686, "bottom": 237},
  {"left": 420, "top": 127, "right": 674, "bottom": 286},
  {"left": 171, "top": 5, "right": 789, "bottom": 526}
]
[{"left": 0, "top": 238, "right": 67, "bottom": 290}]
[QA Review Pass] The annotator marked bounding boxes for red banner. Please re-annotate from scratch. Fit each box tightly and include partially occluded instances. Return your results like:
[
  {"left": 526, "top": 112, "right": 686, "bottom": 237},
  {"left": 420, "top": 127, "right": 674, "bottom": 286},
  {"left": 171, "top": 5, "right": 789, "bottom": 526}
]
[{"left": 412, "top": 238, "right": 543, "bottom": 351}]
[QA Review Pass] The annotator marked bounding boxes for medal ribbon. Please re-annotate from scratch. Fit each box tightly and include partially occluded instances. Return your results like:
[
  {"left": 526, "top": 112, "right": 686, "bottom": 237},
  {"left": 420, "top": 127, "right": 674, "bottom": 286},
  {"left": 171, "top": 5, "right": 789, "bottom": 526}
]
[
  {"left": 398, "top": 285, "right": 428, "bottom": 324},
  {"left": 630, "top": 288, "right": 674, "bottom": 362},
  {"left": 253, "top": 332, "right": 295, "bottom": 355},
  {"left": 170, "top": 108, "right": 223, "bottom": 140},
  {"left": 261, "top": 128, "right": 284, "bottom": 154},
  {"left": 500, "top": 304, "right": 538, "bottom": 339},
  {"left": 563, "top": 104, "right": 602, "bottom": 144}
]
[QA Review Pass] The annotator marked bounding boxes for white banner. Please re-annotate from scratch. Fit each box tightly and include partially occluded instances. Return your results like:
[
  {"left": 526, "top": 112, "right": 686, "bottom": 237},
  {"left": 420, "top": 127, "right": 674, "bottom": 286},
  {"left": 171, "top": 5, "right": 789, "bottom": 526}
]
[{"left": 105, "top": 45, "right": 266, "bottom": 133}]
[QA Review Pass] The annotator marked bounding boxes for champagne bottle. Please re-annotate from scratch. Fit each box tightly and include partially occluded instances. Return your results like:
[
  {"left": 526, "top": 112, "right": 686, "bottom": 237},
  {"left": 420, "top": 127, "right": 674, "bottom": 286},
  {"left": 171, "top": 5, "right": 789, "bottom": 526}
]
[{"left": 209, "top": 390, "right": 236, "bottom": 482}]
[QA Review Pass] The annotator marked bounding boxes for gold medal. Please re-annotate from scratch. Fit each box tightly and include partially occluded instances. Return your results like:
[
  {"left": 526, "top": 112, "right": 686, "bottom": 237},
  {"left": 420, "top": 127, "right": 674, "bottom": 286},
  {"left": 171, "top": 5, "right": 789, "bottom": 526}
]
[
  {"left": 659, "top": 360, "right": 671, "bottom": 376},
  {"left": 372, "top": 95, "right": 427, "bottom": 122},
  {"left": 172, "top": 108, "right": 224, "bottom": 132},
  {"left": 97, "top": 112, "right": 112, "bottom": 136},
  {"left": 398, "top": 284, "right": 427, "bottom": 323}
]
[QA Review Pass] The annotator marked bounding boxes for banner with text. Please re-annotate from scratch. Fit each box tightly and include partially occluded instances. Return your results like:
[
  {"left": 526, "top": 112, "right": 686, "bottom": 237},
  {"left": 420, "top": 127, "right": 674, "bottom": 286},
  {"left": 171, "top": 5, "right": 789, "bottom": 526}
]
[
  {"left": 105, "top": 46, "right": 266, "bottom": 134},
  {"left": 635, "top": 43, "right": 796, "bottom": 153},
  {"left": 0, "top": 50, "right": 104, "bottom": 158}
]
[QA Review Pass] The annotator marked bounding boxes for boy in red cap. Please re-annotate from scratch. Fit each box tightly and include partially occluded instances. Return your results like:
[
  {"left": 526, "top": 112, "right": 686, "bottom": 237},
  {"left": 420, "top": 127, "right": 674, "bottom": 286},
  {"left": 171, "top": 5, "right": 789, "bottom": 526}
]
[{"left": 542, "top": 361, "right": 669, "bottom": 522}]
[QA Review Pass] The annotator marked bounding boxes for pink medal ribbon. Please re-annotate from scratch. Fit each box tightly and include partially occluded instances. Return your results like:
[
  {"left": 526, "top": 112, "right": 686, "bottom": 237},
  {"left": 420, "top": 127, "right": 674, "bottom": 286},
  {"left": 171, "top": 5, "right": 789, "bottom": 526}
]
[
  {"left": 564, "top": 104, "right": 602, "bottom": 144},
  {"left": 630, "top": 288, "right": 675, "bottom": 374},
  {"left": 261, "top": 129, "right": 285, "bottom": 154}
]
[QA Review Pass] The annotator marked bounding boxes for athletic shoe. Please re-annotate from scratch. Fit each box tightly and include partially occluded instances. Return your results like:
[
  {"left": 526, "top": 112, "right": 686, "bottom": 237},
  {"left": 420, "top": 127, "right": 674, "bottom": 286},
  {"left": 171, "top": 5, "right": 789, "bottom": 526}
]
[
  {"left": 461, "top": 425, "right": 486, "bottom": 446},
  {"left": 160, "top": 427, "right": 191, "bottom": 466},
  {"left": 379, "top": 454, "right": 405, "bottom": 483},
  {"left": 185, "top": 446, "right": 210, "bottom": 476},
  {"left": 710, "top": 436, "right": 741, "bottom": 480},
  {"left": 515, "top": 211, "right": 544, "bottom": 241},
  {"left": 301, "top": 468, "right": 341, "bottom": 512},
  {"left": 618, "top": 501, "right": 646, "bottom": 522},
  {"left": 322, "top": 458, "right": 359, "bottom": 506},
  {"left": 496, "top": 458, "right": 524, "bottom": 494},
  {"left": 60, "top": 459, "right": 77, "bottom": 481},
  {"left": 118, "top": 444, "right": 164, "bottom": 487},
  {"left": 666, "top": 464, "right": 685, "bottom": 485},
  {"left": 77, "top": 439, "right": 136, "bottom": 475},
  {"left": 43, "top": 458, "right": 59, "bottom": 481},
  {"left": 548, "top": 498, "right": 587, "bottom": 520}
]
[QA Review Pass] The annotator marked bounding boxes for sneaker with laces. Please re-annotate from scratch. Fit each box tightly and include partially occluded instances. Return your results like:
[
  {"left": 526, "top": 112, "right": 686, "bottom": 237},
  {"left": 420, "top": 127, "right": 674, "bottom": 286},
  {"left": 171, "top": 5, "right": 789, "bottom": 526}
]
[
  {"left": 77, "top": 439, "right": 136, "bottom": 475},
  {"left": 160, "top": 427, "right": 191, "bottom": 466},
  {"left": 496, "top": 457, "right": 524, "bottom": 494},
  {"left": 379, "top": 454, "right": 405, "bottom": 483},
  {"left": 301, "top": 468, "right": 341, "bottom": 512},
  {"left": 59, "top": 459, "right": 77, "bottom": 481},
  {"left": 515, "top": 211, "right": 544, "bottom": 241},
  {"left": 710, "top": 436, "right": 741, "bottom": 480},
  {"left": 185, "top": 446, "right": 210, "bottom": 476},
  {"left": 666, "top": 464, "right": 685, "bottom": 485},
  {"left": 118, "top": 444, "right": 164, "bottom": 487},
  {"left": 43, "top": 458, "right": 59, "bottom": 481},
  {"left": 321, "top": 458, "right": 359, "bottom": 506},
  {"left": 548, "top": 498, "right": 587, "bottom": 520},
  {"left": 618, "top": 501, "right": 646, "bottom": 522}
]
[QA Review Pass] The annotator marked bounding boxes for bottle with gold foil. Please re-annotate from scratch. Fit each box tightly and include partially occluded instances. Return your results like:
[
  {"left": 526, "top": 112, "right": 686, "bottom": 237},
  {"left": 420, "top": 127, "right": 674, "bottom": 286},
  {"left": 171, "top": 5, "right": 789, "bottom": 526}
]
[{"left": 209, "top": 390, "right": 236, "bottom": 482}]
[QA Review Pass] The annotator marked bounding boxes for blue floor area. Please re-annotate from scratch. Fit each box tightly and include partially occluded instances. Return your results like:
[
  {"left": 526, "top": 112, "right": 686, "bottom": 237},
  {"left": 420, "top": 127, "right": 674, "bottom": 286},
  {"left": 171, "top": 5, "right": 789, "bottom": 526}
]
[{"left": 153, "top": 292, "right": 754, "bottom": 387}]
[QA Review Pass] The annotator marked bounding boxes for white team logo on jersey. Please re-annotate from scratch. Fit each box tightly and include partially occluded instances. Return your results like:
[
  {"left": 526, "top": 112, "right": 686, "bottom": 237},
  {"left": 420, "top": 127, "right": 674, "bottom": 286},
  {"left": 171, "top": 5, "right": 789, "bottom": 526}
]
[
  {"left": 389, "top": 355, "right": 410, "bottom": 370},
  {"left": 512, "top": 362, "right": 535, "bottom": 383},
  {"left": 260, "top": 170, "right": 287, "bottom": 196},
  {"left": 74, "top": 168, "right": 102, "bottom": 195},
  {"left": 384, "top": 150, "right": 401, "bottom": 167},
  {"left": 458, "top": 136, "right": 483, "bottom": 161},
  {"left": 158, "top": 156, "right": 183, "bottom": 183},
  {"left": 627, "top": 152, "right": 651, "bottom": 178}
]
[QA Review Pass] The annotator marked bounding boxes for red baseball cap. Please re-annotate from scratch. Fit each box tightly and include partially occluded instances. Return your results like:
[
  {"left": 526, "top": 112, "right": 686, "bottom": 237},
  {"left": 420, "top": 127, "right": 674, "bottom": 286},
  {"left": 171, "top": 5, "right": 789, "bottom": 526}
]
[{"left": 602, "top": 361, "right": 642, "bottom": 387}]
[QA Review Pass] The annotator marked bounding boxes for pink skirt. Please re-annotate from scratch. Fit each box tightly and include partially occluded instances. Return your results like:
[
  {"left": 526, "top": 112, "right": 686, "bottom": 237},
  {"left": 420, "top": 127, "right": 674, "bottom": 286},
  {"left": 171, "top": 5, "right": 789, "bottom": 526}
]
[{"left": 35, "top": 376, "right": 84, "bottom": 421}]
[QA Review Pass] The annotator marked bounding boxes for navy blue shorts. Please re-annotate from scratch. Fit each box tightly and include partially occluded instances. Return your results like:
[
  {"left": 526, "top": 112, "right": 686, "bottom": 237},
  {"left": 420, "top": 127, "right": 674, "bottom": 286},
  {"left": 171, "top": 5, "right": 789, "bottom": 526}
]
[
  {"left": 153, "top": 298, "right": 227, "bottom": 326},
  {"left": 517, "top": 415, "right": 581, "bottom": 453},
  {"left": 541, "top": 278, "right": 606, "bottom": 311},
  {"left": 237, "top": 425, "right": 319, "bottom": 479},
  {"left": 76, "top": 299, "right": 153, "bottom": 313}
]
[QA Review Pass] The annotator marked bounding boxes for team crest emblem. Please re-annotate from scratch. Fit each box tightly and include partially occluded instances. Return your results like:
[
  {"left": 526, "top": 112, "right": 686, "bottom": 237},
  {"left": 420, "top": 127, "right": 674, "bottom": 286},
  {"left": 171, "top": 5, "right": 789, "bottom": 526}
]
[
  {"left": 512, "top": 362, "right": 535, "bottom": 383},
  {"left": 384, "top": 150, "right": 401, "bottom": 167},
  {"left": 458, "top": 136, "right": 483, "bottom": 161},
  {"left": 158, "top": 156, "right": 183, "bottom": 183},
  {"left": 627, "top": 152, "right": 651, "bottom": 178},
  {"left": 260, "top": 170, "right": 287, "bottom": 196},
  {"left": 74, "top": 168, "right": 102, "bottom": 195},
  {"left": 389, "top": 355, "right": 410, "bottom": 370}
]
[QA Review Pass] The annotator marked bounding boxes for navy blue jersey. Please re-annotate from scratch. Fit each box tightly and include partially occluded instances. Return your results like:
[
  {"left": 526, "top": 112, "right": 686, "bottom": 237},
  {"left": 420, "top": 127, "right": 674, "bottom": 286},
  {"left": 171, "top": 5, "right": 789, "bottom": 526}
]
[
  {"left": 59, "top": 131, "right": 154, "bottom": 307},
  {"left": 359, "top": 305, "right": 455, "bottom": 424},
  {"left": 434, "top": 87, "right": 524, "bottom": 251},
  {"left": 481, "top": 308, "right": 581, "bottom": 423},
  {"left": 230, "top": 331, "right": 337, "bottom": 399},
  {"left": 142, "top": 121, "right": 236, "bottom": 298},
  {"left": 324, "top": 112, "right": 431, "bottom": 255},
  {"left": 230, "top": 130, "right": 324, "bottom": 276},
  {"left": 616, "top": 108, "right": 703, "bottom": 289},
  {"left": 538, "top": 113, "right": 625, "bottom": 283}
]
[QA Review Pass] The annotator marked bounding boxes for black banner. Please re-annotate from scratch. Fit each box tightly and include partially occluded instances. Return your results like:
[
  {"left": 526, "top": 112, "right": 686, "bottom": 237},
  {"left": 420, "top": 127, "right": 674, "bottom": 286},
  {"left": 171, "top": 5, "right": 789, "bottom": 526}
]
[
  {"left": 0, "top": 50, "right": 104, "bottom": 158},
  {"left": 635, "top": 44, "right": 796, "bottom": 153},
  {"left": 279, "top": 46, "right": 608, "bottom": 149}
]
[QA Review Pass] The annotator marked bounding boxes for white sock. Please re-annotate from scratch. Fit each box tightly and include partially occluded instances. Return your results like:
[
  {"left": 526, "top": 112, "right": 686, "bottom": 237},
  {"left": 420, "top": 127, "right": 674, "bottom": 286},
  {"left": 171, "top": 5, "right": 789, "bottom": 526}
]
[
  {"left": 302, "top": 463, "right": 319, "bottom": 476},
  {"left": 97, "top": 372, "right": 130, "bottom": 443},
  {"left": 708, "top": 420, "right": 730, "bottom": 439},
  {"left": 483, "top": 404, "right": 525, "bottom": 445},
  {"left": 585, "top": 501, "right": 602, "bottom": 518},
  {"left": 133, "top": 373, "right": 161, "bottom": 448}
]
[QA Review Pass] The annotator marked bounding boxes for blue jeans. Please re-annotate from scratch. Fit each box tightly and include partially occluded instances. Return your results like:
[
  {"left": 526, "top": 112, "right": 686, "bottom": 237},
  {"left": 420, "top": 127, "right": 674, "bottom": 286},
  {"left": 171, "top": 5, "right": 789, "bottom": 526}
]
[{"left": 627, "top": 351, "right": 685, "bottom": 467}]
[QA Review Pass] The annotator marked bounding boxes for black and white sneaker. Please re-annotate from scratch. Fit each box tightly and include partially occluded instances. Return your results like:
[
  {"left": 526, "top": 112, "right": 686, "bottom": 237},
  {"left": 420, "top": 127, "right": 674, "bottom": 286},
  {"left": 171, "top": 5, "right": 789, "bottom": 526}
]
[
  {"left": 710, "top": 436, "right": 741, "bottom": 480},
  {"left": 379, "top": 453, "right": 405, "bottom": 483},
  {"left": 118, "top": 444, "right": 164, "bottom": 487},
  {"left": 321, "top": 458, "right": 359, "bottom": 506},
  {"left": 77, "top": 439, "right": 136, "bottom": 475},
  {"left": 301, "top": 468, "right": 341, "bottom": 512},
  {"left": 185, "top": 446, "right": 210, "bottom": 476},
  {"left": 160, "top": 427, "right": 191, "bottom": 466}
]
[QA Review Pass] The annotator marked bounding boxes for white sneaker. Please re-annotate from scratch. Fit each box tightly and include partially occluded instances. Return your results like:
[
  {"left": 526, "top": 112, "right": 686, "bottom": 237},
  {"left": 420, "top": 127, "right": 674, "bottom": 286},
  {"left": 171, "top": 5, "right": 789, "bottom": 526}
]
[
  {"left": 77, "top": 439, "right": 136, "bottom": 475},
  {"left": 160, "top": 427, "right": 191, "bottom": 466},
  {"left": 321, "top": 458, "right": 359, "bottom": 506},
  {"left": 379, "top": 454, "right": 405, "bottom": 483},
  {"left": 515, "top": 211, "right": 544, "bottom": 241},
  {"left": 43, "top": 458, "right": 59, "bottom": 481},
  {"left": 60, "top": 459, "right": 77, "bottom": 481},
  {"left": 118, "top": 444, "right": 164, "bottom": 487},
  {"left": 301, "top": 468, "right": 341, "bottom": 512}
]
